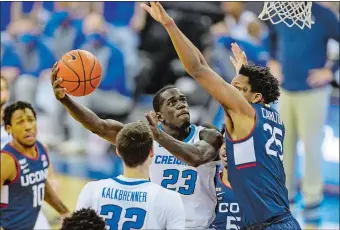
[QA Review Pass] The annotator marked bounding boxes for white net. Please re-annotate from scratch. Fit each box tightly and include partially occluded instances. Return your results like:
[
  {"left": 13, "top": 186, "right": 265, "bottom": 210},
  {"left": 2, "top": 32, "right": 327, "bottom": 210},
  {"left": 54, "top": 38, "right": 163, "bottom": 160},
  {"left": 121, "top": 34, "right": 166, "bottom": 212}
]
[{"left": 258, "top": 2, "right": 314, "bottom": 29}]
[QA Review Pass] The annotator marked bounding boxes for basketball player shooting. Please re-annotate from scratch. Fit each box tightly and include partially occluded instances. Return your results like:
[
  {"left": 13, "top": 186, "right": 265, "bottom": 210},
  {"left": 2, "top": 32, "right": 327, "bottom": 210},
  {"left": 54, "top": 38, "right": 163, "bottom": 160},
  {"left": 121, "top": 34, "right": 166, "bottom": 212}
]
[
  {"left": 51, "top": 64, "right": 223, "bottom": 228},
  {"left": 0, "top": 101, "right": 69, "bottom": 230},
  {"left": 141, "top": 2, "right": 301, "bottom": 229}
]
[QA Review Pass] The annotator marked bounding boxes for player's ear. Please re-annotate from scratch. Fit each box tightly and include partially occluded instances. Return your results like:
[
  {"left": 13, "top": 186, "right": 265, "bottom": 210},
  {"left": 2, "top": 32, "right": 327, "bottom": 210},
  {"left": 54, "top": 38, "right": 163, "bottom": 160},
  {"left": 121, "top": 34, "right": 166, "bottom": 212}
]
[
  {"left": 116, "top": 148, "right": 121, "bottom": 158},
  {"left": 149, "top": 148, "right": 154, "bottom": 158},
  {"left": 252, "top": 93, "right": 263, "bottom": 104},
  {"left": 5, "top": 125, "right": 12, "bottom": 135},
  {"left": 155, "top": 112, "right": 164, "bottom": 122}
]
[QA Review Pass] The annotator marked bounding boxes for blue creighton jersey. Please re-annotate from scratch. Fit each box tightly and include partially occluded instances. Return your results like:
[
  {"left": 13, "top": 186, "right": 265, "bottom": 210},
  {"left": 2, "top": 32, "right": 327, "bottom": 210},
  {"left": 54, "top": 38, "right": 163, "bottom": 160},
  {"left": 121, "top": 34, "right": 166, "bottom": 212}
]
[
  {"left": 211, "top": 171, "right": 244, "bottom": 230},
  {"left": 0, "top": 141, "right": 49, "bottom": 230},
  {"left": 225, "top": 103, "right": 289, "bottom": 226}
]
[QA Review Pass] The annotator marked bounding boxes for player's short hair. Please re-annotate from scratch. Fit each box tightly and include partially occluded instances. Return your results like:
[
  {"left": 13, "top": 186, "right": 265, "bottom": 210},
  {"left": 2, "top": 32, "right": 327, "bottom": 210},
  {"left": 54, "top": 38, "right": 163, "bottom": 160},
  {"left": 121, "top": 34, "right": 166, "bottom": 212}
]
[
  {"left": 239, "top": 64, "right": 280, "bottom": 104},
  {"left": 60, "top": 208, "right": 106, "bottom": 230},
  {"left": 1, "top": 75, "right": 8, "bottom": 89},
  {"left": 152, "top": 85, "right": 177, "bottom": 112},
  {"left": 3, "top": 101, "right": 37, "bottom": 126},
  {"left": 116, "top": 121, "right": 153, "bottom": 168}
]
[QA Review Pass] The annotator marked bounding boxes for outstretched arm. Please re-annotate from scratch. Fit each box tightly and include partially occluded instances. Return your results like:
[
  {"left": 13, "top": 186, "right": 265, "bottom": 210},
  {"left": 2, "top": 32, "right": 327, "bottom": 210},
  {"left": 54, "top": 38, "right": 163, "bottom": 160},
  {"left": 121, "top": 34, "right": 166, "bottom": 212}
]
[
  {"left": 51, "top": 64, "right": 124, "bottom": 144},
  {"left": 145, "top": 112, "right": 223, "bottom": 167},
  {"left": 141, "top": 2, "right": 254, "bottom": 118}
]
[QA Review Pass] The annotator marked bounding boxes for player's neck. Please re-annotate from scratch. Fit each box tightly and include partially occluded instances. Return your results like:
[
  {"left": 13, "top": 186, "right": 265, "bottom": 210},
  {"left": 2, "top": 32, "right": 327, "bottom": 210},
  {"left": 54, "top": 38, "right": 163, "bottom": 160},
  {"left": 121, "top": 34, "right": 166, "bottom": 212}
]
[
  {"left": 162, "top": 124, "right": 191, "bottom": 141},
  {"left": 123, "top": 164, "right": 150, "bottom": 180},
  {"left": 11, "top": 140, "right": 37, "bottom": 157},
  {"left": 222, "top": 168, "right": 231, "bottom": 187}
]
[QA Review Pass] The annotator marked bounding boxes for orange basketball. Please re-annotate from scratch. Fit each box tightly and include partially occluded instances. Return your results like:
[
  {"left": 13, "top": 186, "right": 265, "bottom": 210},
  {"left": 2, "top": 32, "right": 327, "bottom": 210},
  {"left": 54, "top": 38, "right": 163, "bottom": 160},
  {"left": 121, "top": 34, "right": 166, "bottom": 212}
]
[{"left": 57, "top": 50, "right": 102, "bottom": 97}]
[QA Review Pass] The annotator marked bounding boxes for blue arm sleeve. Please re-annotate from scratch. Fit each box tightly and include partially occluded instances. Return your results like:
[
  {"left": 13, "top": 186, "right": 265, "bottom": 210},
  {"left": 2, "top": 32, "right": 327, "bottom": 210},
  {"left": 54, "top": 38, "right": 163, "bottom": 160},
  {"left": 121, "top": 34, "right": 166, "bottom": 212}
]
[{"left": 30, "top": 43, "right": 55, "bottom": 77}]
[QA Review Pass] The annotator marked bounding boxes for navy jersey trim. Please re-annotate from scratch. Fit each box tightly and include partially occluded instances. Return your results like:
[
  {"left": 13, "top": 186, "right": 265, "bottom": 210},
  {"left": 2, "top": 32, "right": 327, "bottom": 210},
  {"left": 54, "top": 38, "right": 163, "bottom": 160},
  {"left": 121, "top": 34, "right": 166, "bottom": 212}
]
[
  {"left": 218, "top": 171, "right": 233, "bottom": 190},
  {"left": 225, "top": 107, "right": 257, "bottom": 144},
  {"left": 8, "top": 143, "right": 40, "bottom": 161},
  {"left": 112, "top": 177, "right": 150, "bottom": 186},
  {"left": 158, "top": 124, "right": 196, "bottom": 143},
  {"left": 1, "top": 151, "right": 20, "bottom": 185}
]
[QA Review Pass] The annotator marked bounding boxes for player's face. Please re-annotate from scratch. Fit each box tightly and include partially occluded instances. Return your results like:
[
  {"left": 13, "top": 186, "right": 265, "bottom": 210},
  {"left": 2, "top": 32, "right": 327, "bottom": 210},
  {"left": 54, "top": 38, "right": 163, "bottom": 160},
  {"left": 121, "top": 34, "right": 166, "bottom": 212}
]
[
  {"left": 0, "top": 78, "right": 9, "bottom": 107},
  {"left": 220, "top": 142, "right": 227, "bottom": 168},
  {"left": 231, "top": 75, "right": 262, "bottom": 104},
  {"left": 158, "top": 88, "right": 191, "bottom": 129},
  {"left": 6, "top": 108, "right": 37, "bottom": 148}
]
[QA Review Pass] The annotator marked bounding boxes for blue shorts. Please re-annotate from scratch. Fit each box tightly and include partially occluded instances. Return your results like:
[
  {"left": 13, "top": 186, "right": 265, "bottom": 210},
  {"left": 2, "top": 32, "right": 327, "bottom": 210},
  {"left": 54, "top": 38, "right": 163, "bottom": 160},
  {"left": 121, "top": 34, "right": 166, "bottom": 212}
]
[{"left": 242, "top": 212, "right": 301, "bottom": 230}]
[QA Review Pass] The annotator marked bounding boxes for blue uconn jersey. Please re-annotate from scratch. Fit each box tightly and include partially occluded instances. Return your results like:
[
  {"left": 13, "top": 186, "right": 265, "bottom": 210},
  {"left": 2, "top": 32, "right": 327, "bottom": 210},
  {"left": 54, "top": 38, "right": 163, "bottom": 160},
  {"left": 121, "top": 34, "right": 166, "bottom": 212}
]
[
  {"left": 225, "top": 104, "right": 289, "bottom": 226},
  {"left": 211, "top": 171, "right": 244, "bottom": 230},
  {"left": 0, "top": 141, "right": 49, "bottom": 230}
]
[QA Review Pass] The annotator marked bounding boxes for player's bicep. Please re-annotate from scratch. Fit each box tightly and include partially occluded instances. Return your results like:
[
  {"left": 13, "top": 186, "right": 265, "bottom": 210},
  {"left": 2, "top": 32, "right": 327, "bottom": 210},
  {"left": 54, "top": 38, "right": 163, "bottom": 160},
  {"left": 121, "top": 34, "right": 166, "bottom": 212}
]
[
  {"left": 192, "top": 66, "right": 254, "bottom": 117},
  {"left": 98, "top": 119, "right": 124, "bottom": 145},
  {"left": 76, "top": 182, "right": 93, "bottom": 210},
  {"left": 165, "top": 193, "right": 185, "bottom": 229},
  {"left": 0, "top": 153, "right": 17, "bottom": 188}
]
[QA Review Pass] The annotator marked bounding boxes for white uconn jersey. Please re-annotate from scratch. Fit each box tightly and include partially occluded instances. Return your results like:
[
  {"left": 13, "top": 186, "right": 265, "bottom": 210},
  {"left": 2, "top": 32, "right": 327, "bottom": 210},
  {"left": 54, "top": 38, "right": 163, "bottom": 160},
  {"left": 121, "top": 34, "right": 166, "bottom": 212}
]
[
  {"left": 150, "top": 124, "right": 219, "bottom": 229},
  {"left": 76, "top": 175, "right": 185, "bottom": 230},
  {"left": 1, "top": 125, "right": 12, "bottom": 149}
]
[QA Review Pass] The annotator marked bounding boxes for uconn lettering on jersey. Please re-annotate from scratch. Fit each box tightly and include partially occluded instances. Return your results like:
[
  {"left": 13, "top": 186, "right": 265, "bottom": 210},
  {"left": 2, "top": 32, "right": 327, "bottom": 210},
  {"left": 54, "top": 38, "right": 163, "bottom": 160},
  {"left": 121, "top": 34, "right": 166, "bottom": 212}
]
[
  {"left": 261, "top": 108, "right": 283, "bottom": 125},
  {"left": 154, "top": 155, "right": 187, "bottom": 166},
  {"left": 102, "top": 187, "right": 147, "bottom": 203},
  {"left": 21, "top": 168, "right": 49, "bottom": 187}
]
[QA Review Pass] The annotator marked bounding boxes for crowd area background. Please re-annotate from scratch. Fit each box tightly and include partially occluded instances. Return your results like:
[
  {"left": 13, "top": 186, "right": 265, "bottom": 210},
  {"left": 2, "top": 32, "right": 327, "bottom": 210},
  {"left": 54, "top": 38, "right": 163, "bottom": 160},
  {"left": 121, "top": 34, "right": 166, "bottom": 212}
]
[{"left": 0, "top": 1, "right": 339, "bottom": 227}]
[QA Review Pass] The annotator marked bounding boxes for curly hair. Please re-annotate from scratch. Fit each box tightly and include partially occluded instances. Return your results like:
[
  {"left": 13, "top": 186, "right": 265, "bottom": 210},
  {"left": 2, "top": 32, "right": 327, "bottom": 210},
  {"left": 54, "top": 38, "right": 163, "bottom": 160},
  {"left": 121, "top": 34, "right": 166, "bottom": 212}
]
[
  {"left": 239, "top": 64, "right": 280, "bottom": 104},
  {"left": 60, "top": 208, "right": 106, "bottom": 230},
  {"left": 3, "top": 101, "right": 37, "bottom": 126}
]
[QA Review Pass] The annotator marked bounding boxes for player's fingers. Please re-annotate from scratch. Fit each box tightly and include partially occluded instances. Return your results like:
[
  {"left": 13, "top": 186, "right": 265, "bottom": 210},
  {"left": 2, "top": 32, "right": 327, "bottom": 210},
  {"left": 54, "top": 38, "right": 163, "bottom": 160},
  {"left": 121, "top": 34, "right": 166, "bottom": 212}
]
[
  {"left": 144, "top": 112, "right": 154, "bottom": 126},
  {"left": 156, "top": 2, "right": 166, "bottom": 14},
  {"left": 242, "top": 51, "right": 248, "bottom": 65},
  {"left": 53, "top": 78, "right": 63, "bottom": 88},
  {"left": 140, "top": 3, "right": 152, "bottom": 14},
  {"left": 229, "top": 56, "right": 237, "bottom": 67}
]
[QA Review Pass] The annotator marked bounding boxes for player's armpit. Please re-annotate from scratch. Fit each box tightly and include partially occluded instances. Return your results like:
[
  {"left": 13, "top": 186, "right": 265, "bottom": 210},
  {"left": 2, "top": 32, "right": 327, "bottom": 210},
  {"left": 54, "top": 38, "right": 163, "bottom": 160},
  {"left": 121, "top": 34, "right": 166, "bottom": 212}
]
[
  {"left": 0, "top": 152, "right": 17, "bottom": 188},
  {"left": 44, "top": 180, "right": 69, "bottom": 215}
]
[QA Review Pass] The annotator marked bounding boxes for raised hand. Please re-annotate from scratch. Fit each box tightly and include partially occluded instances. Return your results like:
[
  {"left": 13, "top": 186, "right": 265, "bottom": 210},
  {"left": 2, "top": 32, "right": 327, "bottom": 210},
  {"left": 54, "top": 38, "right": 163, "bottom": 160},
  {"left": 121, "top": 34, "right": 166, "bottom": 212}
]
[
  {"left": 140, "top": 2, "right": 173, "bottom": 26},
  {"left": 50, "top": 62, "right": 67, "bottom": 100},
  {"left": 229, "top": 42, "right": 248, "bottom": 74},
  {"left": 144, "top": 111, "right": 161, "bottom": 139}
]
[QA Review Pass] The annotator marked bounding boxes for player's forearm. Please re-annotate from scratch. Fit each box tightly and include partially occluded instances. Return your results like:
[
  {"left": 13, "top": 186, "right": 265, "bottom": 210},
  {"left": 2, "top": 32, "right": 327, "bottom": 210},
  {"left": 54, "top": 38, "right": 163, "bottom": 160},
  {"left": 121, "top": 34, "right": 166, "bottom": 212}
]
[
  {"left": 59, "top": 95, "right": 103, "bottom": 134},
  {"left": 163, "top": 20, "right": 206, "bottom": 76},
  {"left": 44, "top": 180, "right": 69, "bottom": 215},
  {"left": 155, "top": 131, "right": 208, "bottom": 167}
]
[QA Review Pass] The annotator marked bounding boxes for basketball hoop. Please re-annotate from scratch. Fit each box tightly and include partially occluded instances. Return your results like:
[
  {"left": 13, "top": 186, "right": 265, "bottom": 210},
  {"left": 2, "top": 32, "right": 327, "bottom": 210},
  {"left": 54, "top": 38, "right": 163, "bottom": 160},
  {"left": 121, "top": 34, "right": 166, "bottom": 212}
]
[{"left": 258, "top": 2, "right": 314, "bottom": 29}]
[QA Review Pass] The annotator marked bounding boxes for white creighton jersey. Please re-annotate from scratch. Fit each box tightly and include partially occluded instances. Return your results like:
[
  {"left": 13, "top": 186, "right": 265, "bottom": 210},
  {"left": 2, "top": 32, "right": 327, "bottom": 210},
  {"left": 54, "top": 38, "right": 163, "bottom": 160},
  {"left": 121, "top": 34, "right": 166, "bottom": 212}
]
[
  {"left": 76, "top": 175, "right": 185, "bottom": 230},
  {"left": 1, "top": 125, "right": 11, "bottom": 149},
  {"left": 150, "top": 124, "right": 219, "bottom": 229}
]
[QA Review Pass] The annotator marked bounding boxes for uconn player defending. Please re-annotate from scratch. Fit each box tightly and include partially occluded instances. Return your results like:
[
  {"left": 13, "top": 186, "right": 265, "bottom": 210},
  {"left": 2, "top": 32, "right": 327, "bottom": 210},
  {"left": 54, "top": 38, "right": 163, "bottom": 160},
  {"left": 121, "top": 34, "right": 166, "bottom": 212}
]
[
  {"left": 75, "top": 121, "right": 185, "bottom": 229},
  {"left": 201, "top": 124, "right": 245, "bottom": 230},
  {"left": 0, "top": 101, "right": 69, "bottom": 230},
  {"left": 141, "top": 2, "right": 301, "bottom": 229},
  {"left": 52, "top": 64, "right": 223, "bottom": 228}
]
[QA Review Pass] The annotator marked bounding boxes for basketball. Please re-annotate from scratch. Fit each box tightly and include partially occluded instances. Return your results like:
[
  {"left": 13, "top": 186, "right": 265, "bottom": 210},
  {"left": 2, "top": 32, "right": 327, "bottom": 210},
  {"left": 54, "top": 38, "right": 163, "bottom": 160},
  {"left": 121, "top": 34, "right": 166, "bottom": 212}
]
[{"left": 56, "top": 50, "right": 102, "bottom": 96}]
